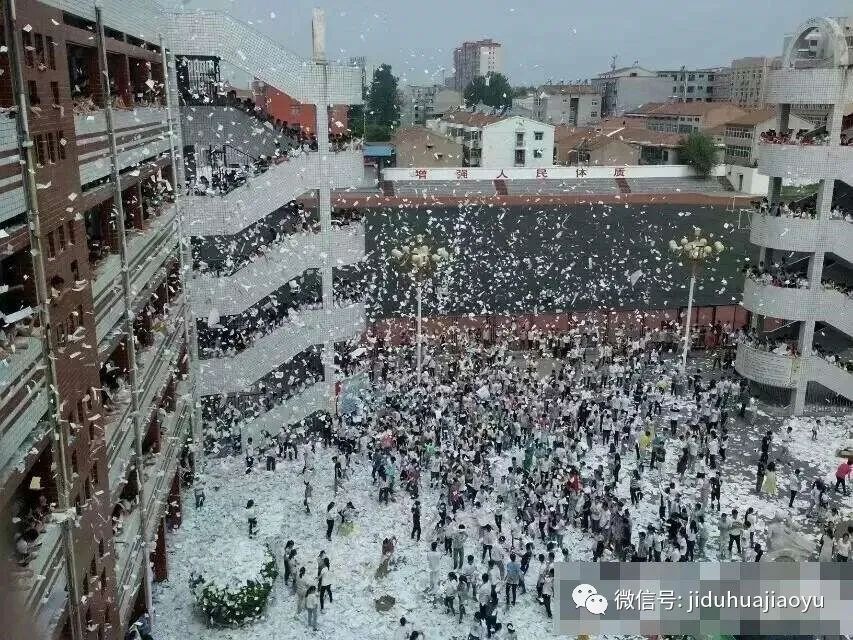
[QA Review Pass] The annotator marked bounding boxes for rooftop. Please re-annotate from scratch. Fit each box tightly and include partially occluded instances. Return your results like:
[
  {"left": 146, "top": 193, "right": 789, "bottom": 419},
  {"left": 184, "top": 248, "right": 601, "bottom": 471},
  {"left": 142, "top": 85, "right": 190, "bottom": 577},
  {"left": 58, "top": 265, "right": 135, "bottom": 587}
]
[
  {"left": 725, "top": 107, "right": 779, "bottom": 127},
  {"left": 627, "top": 101, "right": 746, "bottom": 117},
  {"left": 554, "top": 124, "right": 684, "bottom": 149},
  {"left": 539, "top": 84, "right": 601, "bottom": 96}
]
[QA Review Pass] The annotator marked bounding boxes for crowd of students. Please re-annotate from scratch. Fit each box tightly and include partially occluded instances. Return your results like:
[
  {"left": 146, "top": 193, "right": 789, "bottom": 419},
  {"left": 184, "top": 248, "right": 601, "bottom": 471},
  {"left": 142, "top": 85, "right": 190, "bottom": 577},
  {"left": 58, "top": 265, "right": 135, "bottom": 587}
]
[{"left": 201, "top": 322, "right": 851, "bottom": 638}]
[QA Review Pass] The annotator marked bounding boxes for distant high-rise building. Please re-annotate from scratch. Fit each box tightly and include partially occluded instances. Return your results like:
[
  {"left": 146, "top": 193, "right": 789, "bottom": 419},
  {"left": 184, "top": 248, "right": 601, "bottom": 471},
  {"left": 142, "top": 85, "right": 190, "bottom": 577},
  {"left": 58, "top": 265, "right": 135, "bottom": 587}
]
[
  {"left": 655, "top": 67, "right": 732, "bottom": 103},
  {"left": 729, "top": 56, "right": 780, "bottom": 107},
  {"left": 452, "top": 39, "right": 503, "bottom": 91}
]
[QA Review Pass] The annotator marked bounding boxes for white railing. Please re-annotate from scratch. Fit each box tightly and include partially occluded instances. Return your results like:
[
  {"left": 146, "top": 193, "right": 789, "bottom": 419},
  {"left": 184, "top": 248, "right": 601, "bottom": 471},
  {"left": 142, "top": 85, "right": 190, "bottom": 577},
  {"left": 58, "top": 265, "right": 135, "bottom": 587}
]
[
  {"left": 239, "top": 380, "right": 332, "bottom": 445},
  {"left": 750, "top": 213, "right": 853, "bottom": 262},
  {"left": 142, "top": 403, "right": 190, "bottom": 540},
  {"left": 105, "top": 306, "right": 185, "bottom": 497},
  {"left": 735, "top": 342, "right": 798, "bottom": 389},
  {"left": 806, "top": 357, "right": 853, "bottom": 400},
  {"left": 193, "top": 223, "right": 365, "bottom": 317},
  {"left": 0, "top": 386, "right": 49, "bottom": 477},
  {"left": 165, "top": 10, "right": 362, "bottom": 106},
  {"left": 15, "top": 520, "right": 68, "bottom": 637},
  {"left": 737, "top": 342, "right": 853, "bottom": 401},
  {"left": 113, "top": 507, "right": 144, "bottom": 624},
  {"left": 74, "top": 107, "right": 168, "bottom": 138},
  {"left": 742, "top": 279, "right": 853, "bottom": 338},
  {"left": 199, "top": 303, "right": 365, "bottom": 395},
  {"left": 105, "top": 399, "right": 134, "bottom": 499},
  {"left": 0, "top": 337, "right": 43, "bottom": 393},
  {"left": 184, "top": 150, "right": 363, "bottom": 237},
  {"left": 758, "top": 142, "right": 853, "bottom": 183},
  {"left": 94, "top": 205, "right": 179, "bottom": 344}
]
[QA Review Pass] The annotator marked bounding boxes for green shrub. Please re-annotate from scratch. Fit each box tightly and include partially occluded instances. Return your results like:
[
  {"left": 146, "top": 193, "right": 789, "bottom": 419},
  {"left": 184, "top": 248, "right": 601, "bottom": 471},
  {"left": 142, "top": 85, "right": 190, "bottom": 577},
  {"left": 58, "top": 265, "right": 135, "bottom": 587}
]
[{"left": 189, "top": 545, "right": 278, "bottom": 627}]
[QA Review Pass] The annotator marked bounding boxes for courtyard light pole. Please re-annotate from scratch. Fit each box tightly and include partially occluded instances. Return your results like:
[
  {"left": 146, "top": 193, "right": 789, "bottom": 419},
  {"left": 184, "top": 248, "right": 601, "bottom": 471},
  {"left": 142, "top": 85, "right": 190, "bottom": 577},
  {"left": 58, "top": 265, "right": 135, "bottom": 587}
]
[
  {"left": 669, "top": 228, "right": 725, "bottom": 372},
  {"left": 391, "top": 235, "right": 451, "bottom": 384}
]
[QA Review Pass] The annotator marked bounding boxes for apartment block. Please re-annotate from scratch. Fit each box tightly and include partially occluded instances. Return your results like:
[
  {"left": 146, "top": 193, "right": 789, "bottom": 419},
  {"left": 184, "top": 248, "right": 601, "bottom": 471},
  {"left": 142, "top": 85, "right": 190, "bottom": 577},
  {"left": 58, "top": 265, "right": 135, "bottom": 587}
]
[{"left": 452, "top": 39, "right": 502, "bottom": 92}]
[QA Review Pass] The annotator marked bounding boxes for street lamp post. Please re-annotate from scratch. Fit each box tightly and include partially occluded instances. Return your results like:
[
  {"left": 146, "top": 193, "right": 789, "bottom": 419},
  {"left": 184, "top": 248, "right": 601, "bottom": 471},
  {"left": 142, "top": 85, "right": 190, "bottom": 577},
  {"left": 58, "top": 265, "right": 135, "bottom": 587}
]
[
  {"left": 669, "top": 227, "right": 725, "bottom": 371},
  {"left": 391, "top": 235, "right": 451, "bottom": 384}
]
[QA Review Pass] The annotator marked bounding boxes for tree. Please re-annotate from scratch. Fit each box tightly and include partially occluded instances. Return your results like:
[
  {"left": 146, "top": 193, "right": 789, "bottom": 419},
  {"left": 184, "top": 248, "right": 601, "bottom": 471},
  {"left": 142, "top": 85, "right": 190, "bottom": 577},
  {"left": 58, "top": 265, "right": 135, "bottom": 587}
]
[
  {"left": 367, "top": 64, "right": 401, "bottom": 129},
  {"left": 347, "top": 104, "right": 364, "bottom": 138},
  {"left": 463, "top": 72, "right": 513, "bottom": 110},
  {"left": 677, "top": 132, "right": 719, "bottom": 178},
  {"left": 364, "top": 123, "right": 392, "bottom": 142}
]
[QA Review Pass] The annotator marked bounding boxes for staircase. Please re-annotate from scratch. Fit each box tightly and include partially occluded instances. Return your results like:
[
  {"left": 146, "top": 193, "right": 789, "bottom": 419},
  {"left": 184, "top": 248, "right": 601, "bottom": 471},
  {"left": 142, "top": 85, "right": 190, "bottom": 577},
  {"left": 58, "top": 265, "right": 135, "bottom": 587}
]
[{"left": 167, "top": 11, "right": 361, "bottom": 105}]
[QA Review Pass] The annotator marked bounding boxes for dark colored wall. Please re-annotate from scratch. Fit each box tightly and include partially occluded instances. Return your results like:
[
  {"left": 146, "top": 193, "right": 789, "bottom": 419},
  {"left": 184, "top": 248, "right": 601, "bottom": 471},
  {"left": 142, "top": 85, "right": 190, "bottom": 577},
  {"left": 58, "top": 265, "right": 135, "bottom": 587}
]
[{"left": 364, "top": 202, "right": 754, "bottom": 319}]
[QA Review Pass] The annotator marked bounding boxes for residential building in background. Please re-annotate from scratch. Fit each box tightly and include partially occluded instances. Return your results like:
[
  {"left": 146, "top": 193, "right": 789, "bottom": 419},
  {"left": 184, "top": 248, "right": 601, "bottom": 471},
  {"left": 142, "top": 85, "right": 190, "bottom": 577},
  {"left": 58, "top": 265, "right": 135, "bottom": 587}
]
[
  {"left": 349, "top": 56, "right": 378, "bottom": 95},
  {"left": 737, "top": 16, "right": 853, "bottom": 412},
  {"left": 452, "top": 39, "right": 502, "bottom": 91},
  {"left": 430, "top": 112, "right": 554, "bottom": 168},
  {"left": 393, "top": 126, "right": 463, "bottom": 166},
  {"left": 591, "top": 66, "right": 672, "bottom": 116},
  {"left": 532, "top": 84, "right": 602, "bottom": 126},
  {"left": 400, "top": 85, "right": 462, "bottom": 125},
  {"left": 655, "top": 67, "right": 732, "bottom": 102},
  {"left": 626, "top": 101, "right": 749, "bottom": 134},
  {"left": 730, "top": 56, "right": 779, "bottom": 106},
  {"left": 723, "top": 108, "right": 811, "bottom": 194}
]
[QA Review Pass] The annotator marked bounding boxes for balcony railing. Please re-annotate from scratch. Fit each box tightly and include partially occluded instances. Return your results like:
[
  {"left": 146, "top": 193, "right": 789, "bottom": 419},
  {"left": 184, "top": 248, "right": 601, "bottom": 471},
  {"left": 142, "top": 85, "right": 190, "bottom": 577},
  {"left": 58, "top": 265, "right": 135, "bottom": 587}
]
[
  {"left": 113, "top": 507, "right": 144, "bottom": 625},
  {"left": 12, "top": 520, "right": 69, "bottom": 638},
  {"left": 184, "top": 150, "right": 363, "bottom": 237},
  {"left": 105, "top": 304, "right": 186, "bottom": 500},
  {"left": 193, "top": 224, "right": 365, "bottom": 318},
  {"left": 142, "top": 402, "right": 190, "bottom": 540},
  {"left": 94, "top": 204, "right": 179, "bottom": 346},
  {"left": 198, "top": 303, "right": 365, "bottom": 395},
  {"left": 74, "top": 107, "right": 171, "bottom": 186}
]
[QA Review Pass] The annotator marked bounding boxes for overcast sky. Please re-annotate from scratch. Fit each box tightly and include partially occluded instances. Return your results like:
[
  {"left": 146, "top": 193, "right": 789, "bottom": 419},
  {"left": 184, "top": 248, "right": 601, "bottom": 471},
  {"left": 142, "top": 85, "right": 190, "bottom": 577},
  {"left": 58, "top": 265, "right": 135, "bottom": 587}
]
[{"left": 186, "top": 0, "right": 849, "bottom": 86}]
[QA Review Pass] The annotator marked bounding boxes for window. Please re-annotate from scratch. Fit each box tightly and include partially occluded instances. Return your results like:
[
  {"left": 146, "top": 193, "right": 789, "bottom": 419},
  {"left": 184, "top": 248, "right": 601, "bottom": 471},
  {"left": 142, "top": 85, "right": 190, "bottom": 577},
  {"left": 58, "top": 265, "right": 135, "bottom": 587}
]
[
  {"left": 22, "top": 30, "right": 33, "bottom": 66},
  {"left": 67, "top": 220, "right": 76, "bottom": 245},
  {"left": 34, "top": 134, "right": 46, "bottom": 166},
  {"left": 533, "top": 149, "right": 543, "bottom": 159},
  {"left": 687, "top": 86, "right": 694, "bottom": 93},
  {"left": 35, "top": 34, "right": 45, "bottom": 67},
  {"left": 591, "top": 112, "right": 598, "bottom": 118},
  {"left": 51, "top": 81, "right": 59, "bottom": 106},
  {"left": 514, "top": 149, "right": 525, "bottom": 165},
  {"left": 57, "top": 223, "right": 65, "bottom": 249},
  {"left": 28, "top": 80, "right": 39, "bottom": 105},
  {"left": 515, "top": 132, "right": 524, "bottom": 146},
  {"left": 46, "top": 36, "right": 56, "bottom": 69},
  {"left": 47, "top": 133, "right": 57, "bottom": 163},
  {"left": 57, "top": 131, "right": 66, "bottom": 159},
  {"left": 534, "top": 131, "right": 544, "bottom": 141},
  {"left": 46, "top": 230, "right": 55, "bottom": 257}
]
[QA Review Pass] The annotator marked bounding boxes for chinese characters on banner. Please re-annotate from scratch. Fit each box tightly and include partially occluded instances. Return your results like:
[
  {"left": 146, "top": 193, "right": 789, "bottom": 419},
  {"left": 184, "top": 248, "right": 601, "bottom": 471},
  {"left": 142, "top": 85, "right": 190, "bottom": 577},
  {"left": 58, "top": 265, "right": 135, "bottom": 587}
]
[
  {"left": 456, "top": 169, "right": 468, "bottom": 180},
  {"left": 414, "top": 169, "right": 428, "bottom": 180},
  {"left": 536, "top": 168, "right": 548, "bottom": 179}
]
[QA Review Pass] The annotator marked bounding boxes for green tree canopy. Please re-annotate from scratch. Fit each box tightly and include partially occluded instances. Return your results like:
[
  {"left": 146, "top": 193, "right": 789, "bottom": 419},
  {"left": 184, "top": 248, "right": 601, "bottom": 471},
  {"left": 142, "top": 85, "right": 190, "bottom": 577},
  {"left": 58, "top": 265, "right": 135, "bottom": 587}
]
[
  {"left": 367, "top": 64, "right": 401, "bottom": 129},
  {"left": 677, "top": 132, "right": 719, "bottom": 178},
  {"left": 463, "top": 72, "right": 513, "bottom": 110}
]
